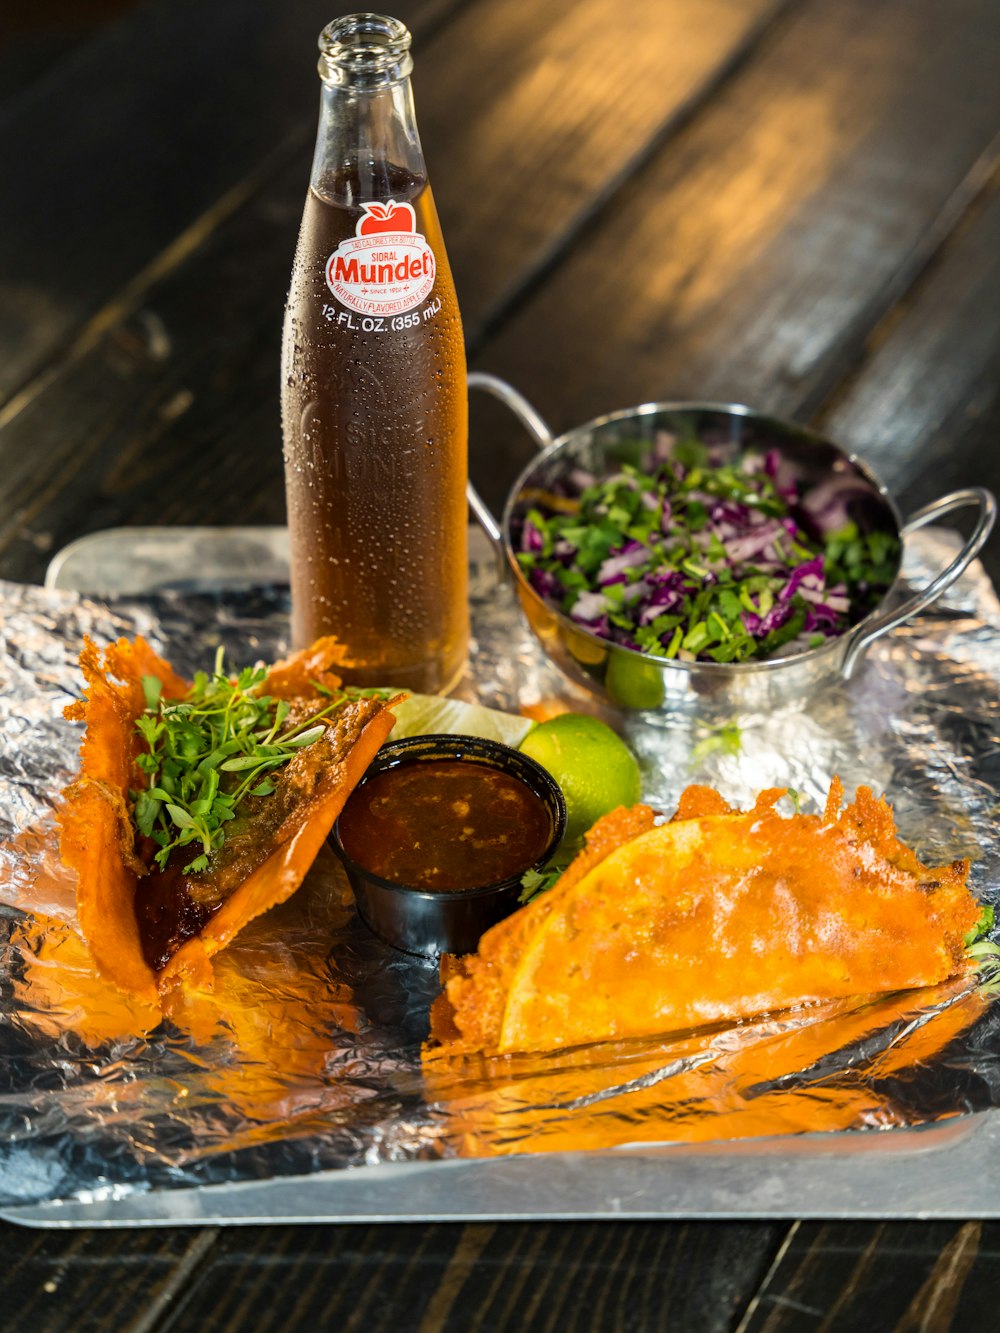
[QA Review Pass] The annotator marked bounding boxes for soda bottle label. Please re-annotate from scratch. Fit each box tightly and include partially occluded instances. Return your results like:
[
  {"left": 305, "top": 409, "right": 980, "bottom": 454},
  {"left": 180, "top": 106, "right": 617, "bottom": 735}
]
[{"left": 325, "top": 200, "right": 437, "bottom": 317}]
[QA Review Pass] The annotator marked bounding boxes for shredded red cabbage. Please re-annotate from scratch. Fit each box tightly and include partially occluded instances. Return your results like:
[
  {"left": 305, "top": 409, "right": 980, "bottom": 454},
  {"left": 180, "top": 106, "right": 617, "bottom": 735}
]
[{"left": 514, "top": 435, "right": 899, "bottom": 664}]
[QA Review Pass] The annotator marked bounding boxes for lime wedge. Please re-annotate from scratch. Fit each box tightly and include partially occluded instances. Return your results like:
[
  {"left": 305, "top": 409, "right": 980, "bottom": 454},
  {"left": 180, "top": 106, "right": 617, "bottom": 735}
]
[{"left": 389, "top": 694, "right": 535, "bottom": 748}]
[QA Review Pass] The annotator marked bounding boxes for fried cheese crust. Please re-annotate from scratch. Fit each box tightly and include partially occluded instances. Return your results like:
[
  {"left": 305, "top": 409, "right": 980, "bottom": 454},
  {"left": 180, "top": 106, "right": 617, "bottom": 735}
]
[
  {"left": 58, "top": 635, "right": 395, "bottom": 1006},
  {"left": 427, "top": 784, "right": 979, "bottom": 1057}
]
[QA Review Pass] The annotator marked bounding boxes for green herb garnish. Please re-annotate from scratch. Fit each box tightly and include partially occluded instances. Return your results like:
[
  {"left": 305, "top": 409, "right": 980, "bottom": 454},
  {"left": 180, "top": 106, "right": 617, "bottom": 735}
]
[
  {"left": 519, "top": 856, "right": 572, "bottom": 904},
  {"left": 962, "top": 904, "right": 1000, "bottom": 996},
  {"left": 965, "top": 903, "right": 996, "bottom": 948},
  {"left": 690, "top": 720, "right": 743, "bottom": 765},
  {"left": 131, "top": 647, "right": 345, "bottom": 875}
]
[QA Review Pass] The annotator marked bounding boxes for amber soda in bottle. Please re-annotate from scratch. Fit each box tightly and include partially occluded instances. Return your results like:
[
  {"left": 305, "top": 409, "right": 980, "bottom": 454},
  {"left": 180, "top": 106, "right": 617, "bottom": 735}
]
[{"left": 282, "top": 13, "right": 468, "bottom": 692}]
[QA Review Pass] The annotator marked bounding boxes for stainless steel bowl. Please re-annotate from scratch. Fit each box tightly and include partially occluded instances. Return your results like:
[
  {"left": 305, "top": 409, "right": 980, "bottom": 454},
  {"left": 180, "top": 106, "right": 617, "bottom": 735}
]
[{"left": 467, "top": 374, "right": 996, "bottom": 712}]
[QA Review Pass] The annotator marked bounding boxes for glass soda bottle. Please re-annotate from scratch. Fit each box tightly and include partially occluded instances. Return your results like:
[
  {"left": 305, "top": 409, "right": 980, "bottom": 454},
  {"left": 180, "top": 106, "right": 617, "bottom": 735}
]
[{"left": 281, "top": 13, "right": 468, "bottom": 693}]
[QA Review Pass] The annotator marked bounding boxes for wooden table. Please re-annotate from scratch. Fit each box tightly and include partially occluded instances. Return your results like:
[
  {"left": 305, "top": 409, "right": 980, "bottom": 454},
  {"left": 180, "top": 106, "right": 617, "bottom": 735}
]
[{"left": 2, "top": 0, "right": 999, "bottom": 1327}]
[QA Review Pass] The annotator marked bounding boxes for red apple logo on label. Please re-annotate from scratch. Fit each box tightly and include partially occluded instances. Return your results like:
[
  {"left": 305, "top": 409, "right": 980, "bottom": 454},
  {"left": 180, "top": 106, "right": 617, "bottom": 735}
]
[
  {"left": 326, "top": 198, "right": 435, "bottom": 315},
  {"left": 356, "top": 200, "right": 416, "bottom": 236}
]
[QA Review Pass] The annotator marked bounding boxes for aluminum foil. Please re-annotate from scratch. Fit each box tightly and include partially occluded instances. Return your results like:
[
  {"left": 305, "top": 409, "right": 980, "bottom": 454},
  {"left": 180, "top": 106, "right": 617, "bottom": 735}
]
[{"left": 1, "top": 529, "right": 999, "bottom": 1211}]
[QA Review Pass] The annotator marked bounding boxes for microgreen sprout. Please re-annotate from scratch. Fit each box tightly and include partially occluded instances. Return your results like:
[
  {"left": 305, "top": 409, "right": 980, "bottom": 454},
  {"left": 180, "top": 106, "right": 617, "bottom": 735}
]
[{"left": 130, "top": 651, "right": 346, "bottom": 875}]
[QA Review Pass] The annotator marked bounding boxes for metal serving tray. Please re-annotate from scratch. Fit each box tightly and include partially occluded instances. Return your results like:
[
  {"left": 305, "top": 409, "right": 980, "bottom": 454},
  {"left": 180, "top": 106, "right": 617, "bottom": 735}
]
[
  {"left": 1, "top": 524, "right": 997, "bottom": 1227},
  {"left": 6, "top": 1114, "right": 997, "bottom": 1228}
]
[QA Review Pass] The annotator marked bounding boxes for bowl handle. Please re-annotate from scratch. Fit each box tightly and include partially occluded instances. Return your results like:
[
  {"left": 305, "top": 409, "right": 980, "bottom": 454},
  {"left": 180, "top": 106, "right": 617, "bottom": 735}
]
[
  {"left": 841, "top": 486, "right": 997, "bottom": 679},
  {"left": 465, "top": 373, "right": 554, "bottom": 551}
]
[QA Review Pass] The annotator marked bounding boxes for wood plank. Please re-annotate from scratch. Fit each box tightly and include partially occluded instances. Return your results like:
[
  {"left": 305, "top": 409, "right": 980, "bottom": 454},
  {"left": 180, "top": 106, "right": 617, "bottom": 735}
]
[
  {"left": 419, "top": 0, "right": 796, "bottom": 330},
  {"left": 467, "top": 0, "right": 1000, "bottom": 510},
  {"left": 0, "top": 0, "right": 453, "bottom": 403},
  {"left": 153, "top": 1221, "right": 782, "bottom": 1333},
  {"left": 0, "top": 0, "right": 792, "bottom": 582},
  {"left": 817, "top": 170, "right": 1000, "bottom": 581},
  {"left": 0, "top": 1221, "right": 216, "bottom": 1333},
  {"left": 738, "top": 1220, "right": 1000, "bottom": 1332},
  {"left": 0, "top": 8, "right": 125, "bottom": 108}
]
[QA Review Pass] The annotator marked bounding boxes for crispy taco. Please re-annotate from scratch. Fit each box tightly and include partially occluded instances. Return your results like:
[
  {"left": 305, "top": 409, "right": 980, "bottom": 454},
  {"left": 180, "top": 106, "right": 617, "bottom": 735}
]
[
  {"left": 427, "top": 781, "right": 985, "bottom": 1057},
  {"left": 58, "top": 635, "right": 395, "bottom": 1006}
]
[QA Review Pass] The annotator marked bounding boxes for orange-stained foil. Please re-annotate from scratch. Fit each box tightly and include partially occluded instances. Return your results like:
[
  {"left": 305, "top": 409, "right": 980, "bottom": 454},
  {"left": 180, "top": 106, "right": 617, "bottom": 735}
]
[
  {"left": 423, "top": 979, "right": 987, "bottom": 1158},
  {"left": 8, "top": 847, "right": 386, "bottom": 1150},
  {"left": 4, "top": 534, "right": 1000, "bottom": 1198},
  {"left": 56, "top": 635, "right": 396, "bottom": 1012},
  {"left": 427, "top": 782, "right": 981, "bottom": 1059}
]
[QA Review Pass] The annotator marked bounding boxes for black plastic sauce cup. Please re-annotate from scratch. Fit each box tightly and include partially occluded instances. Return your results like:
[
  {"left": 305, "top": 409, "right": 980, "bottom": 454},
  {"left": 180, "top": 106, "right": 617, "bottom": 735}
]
[{"left": 330, "top": 734, "right": 567, "bottom": 957}]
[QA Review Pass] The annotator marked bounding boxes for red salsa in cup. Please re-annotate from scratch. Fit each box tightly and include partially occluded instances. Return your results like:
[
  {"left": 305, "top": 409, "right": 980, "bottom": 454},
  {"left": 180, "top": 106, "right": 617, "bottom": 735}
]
[{"left": 337, "top": 758, "right": 553, "bottom": 892}]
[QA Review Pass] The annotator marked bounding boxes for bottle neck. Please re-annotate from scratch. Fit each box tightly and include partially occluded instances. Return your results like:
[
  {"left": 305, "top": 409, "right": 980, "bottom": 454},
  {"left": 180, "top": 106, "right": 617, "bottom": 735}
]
[
  {"left": 310, "top": 14, "right": 425, "bottom": 208},
  {"left": 310, "top": 77, "right": 427, "bottom": 207}
]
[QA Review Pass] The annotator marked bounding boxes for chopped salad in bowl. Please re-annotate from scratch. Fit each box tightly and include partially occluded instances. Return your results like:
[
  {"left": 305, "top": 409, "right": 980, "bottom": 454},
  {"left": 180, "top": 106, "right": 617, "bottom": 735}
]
[
  {"left": 514, "top": 434, "right": 900, "bottom": 666},
  {"left": 461, "top": 384, "right": 991, "bottom": 713}
]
